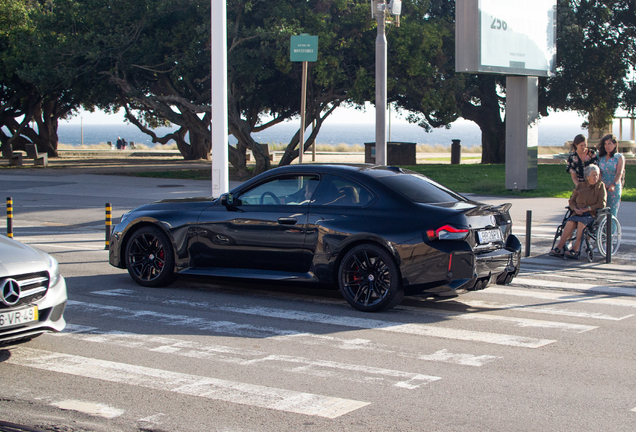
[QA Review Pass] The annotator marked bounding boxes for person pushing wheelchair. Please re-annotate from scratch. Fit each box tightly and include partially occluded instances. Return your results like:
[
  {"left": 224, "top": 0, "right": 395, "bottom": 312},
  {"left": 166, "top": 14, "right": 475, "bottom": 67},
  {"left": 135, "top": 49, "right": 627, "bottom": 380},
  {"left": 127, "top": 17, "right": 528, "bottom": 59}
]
[{"left": 550, "top": 165, "right": 607, "bottom": 260}]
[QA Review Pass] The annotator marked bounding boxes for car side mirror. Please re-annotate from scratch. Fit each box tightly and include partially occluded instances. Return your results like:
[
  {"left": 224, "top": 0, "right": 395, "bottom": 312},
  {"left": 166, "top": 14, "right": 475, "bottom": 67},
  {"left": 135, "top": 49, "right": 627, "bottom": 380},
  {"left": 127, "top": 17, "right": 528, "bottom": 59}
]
[{"left": 220, "top": 193, "right": 234, "bottom": 206}]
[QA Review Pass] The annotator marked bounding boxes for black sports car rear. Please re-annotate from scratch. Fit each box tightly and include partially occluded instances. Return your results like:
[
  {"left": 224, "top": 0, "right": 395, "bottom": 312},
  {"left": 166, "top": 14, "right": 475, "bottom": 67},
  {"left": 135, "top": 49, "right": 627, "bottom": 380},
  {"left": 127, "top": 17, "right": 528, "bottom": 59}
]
[{"left": 109, "top": 164, "right": 521, "bottom": 312}]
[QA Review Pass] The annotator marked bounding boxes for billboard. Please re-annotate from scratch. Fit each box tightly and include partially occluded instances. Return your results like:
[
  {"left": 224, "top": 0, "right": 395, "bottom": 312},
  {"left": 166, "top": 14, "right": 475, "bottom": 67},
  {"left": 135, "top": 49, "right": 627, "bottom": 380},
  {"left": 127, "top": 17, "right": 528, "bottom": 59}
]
[{"left": 456, "top": 0, "right": 557, "bottom": 77}]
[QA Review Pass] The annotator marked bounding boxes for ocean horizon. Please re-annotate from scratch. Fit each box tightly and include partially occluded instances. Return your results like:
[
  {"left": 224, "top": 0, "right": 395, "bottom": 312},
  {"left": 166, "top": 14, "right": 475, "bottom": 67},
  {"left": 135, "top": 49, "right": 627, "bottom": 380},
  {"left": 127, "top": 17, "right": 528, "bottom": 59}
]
[{"left": 56, "top": 120, "right": 596, "bottom": 149}]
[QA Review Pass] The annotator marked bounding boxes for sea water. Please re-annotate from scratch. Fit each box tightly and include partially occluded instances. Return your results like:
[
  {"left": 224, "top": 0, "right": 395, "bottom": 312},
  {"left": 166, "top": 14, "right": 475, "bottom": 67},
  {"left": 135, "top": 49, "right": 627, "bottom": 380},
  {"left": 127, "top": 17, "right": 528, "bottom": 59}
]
[{"left": 56, "top": 121, "right": 590, "bottom": 149}]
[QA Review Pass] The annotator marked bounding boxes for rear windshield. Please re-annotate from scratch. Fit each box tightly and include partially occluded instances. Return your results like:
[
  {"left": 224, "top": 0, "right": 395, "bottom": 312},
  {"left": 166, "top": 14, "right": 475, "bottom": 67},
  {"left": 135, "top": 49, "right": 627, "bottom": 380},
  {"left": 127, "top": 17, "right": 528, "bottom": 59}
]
[{"left": 377, "top": 173, "right": 466, "bottom": 204}]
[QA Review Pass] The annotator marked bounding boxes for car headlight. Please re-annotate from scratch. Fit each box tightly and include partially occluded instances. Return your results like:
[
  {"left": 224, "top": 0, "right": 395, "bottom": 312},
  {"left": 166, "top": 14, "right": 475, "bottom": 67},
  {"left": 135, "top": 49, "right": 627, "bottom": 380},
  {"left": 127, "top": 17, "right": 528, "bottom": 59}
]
[{"left": 48, "top": 254, "right": 62, "bottom": 287}]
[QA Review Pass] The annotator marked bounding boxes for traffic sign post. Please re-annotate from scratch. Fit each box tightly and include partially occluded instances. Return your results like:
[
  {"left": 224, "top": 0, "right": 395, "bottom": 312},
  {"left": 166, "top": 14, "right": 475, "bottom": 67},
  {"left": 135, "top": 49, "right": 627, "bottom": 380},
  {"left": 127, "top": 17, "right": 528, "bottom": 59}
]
[{"left": 290, "top": 34, "right": 318, "bottom": 164}]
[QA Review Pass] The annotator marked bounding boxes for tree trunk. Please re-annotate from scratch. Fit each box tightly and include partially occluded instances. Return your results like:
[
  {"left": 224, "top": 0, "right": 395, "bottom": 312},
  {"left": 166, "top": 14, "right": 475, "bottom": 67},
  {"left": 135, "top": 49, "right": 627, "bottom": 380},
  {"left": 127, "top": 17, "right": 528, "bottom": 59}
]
[
  {"left": 188, "top": 131, "right": 211, "bottom": 160},
  {"left": 227, "top": 106, "right": 270, "bottom": 176},
  {"left": 457, "top": 77, "right": 506, "bottom": 164}
]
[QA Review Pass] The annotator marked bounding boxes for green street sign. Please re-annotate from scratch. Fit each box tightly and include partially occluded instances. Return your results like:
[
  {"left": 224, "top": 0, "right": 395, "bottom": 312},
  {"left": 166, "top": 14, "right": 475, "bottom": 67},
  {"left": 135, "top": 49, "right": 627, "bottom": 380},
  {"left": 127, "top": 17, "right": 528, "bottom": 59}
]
[{"left": 290, "top": 34, "right": 318, "bottom": 62}]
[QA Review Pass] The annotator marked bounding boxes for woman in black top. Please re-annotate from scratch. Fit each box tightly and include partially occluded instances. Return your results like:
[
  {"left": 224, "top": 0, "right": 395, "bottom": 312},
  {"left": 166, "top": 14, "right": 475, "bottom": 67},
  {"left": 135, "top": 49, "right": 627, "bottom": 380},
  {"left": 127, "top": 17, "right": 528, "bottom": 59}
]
[{"left": 566, "top": 134, "right": 598, "bottom": 186}]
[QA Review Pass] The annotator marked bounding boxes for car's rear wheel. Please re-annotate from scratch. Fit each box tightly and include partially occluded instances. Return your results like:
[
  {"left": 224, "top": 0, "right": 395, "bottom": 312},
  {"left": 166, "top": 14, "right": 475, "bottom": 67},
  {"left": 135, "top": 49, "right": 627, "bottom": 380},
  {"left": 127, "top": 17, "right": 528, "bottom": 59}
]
[
  {"left": 125, "top": 226, "right": 175, "bottom": 287},
  {"left": 338, "top": 244, "right": 404, "bottom": 312}
]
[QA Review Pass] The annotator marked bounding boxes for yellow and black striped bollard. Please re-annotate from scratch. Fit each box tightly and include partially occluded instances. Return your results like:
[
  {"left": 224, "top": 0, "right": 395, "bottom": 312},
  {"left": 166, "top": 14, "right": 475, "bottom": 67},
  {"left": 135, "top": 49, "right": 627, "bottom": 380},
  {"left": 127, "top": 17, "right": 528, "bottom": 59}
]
[
  {"left": 105, "top": 203, "right": 112, "bottom": 250},
  {"left": 6, "top": 197, "right": 13, "bottom": 238}
]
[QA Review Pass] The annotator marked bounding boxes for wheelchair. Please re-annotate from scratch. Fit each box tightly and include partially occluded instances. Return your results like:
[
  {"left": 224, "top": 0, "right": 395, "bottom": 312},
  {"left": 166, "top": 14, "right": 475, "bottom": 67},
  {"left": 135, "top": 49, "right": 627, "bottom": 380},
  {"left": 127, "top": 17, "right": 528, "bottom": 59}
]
[{"left": 551, "top": 207, "right": 621, "bottom": 262}]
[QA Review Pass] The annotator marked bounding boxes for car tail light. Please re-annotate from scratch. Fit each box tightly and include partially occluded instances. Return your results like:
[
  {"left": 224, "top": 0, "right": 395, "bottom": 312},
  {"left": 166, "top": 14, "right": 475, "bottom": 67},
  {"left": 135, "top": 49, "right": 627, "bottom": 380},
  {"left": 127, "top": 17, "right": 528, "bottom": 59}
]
[{"left": 426, "top": 225, "right": 469, "bottom": 241}]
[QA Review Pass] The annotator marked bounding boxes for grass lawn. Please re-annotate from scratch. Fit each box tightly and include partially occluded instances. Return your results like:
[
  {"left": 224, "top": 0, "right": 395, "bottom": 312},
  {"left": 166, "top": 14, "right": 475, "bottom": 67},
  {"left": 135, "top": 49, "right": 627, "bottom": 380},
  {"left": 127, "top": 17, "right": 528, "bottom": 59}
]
[
  {"left": 407, "top": 164, "right": 635, "bottom": 201},
  {"left": 132, "top": 163, "right": 636, "bottom": 202}
]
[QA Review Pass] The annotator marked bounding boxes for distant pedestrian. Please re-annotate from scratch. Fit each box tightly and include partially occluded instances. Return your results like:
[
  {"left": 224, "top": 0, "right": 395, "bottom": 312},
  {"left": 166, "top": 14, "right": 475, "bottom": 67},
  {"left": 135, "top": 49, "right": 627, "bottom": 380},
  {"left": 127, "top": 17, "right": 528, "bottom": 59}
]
[
  {"left": 121, "top": 138, "right": 127, "bottom": 150},
  {"left": 566, "top": 134, "right": 598, "bottom": 186},
  {"left": 116, "top": 137, "right": 123, "bottom": 150}
]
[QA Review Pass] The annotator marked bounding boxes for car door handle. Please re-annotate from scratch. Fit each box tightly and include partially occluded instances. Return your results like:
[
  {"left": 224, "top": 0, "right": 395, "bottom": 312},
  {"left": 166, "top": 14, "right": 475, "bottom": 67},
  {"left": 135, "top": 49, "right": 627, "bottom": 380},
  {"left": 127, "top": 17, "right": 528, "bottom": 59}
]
[{"left": 278, "top": 217, "right": 298, "bottom": 225}]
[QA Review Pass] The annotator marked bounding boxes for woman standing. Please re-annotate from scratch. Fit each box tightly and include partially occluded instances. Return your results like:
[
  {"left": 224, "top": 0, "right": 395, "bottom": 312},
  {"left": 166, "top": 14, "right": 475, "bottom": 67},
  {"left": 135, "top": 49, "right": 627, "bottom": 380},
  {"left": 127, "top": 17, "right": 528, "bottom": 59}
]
[
  {"left": 566, "top": 134, "right": 599, "bottom": 186},
  {"left": 597, "top": 134, "right": 625, "bottom": 218}
]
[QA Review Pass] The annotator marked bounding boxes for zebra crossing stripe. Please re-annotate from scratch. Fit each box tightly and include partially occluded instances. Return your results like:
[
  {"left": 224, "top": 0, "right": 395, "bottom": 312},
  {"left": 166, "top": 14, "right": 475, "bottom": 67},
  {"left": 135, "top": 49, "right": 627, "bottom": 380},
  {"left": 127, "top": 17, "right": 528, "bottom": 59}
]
[
  {"left": 452, "top": 299, "right": 631, "bottom": 321},
  {"left": 74, "top": 298, "right": 555, "bottom": 348},
  {"left": 8, "top": 347, "right": 370, "bottom": 419},
  {"left": 58, "top": 326, "right": 442, "bottom": 390},
  {"left": 485, "top": 287, "right": 636, "bottom": 308},
  {"left": 210, "top": 305, "right": 556, "bottom": 348},
  {"left": 511, "top": 277, "right": 636, "bottom": 296}
]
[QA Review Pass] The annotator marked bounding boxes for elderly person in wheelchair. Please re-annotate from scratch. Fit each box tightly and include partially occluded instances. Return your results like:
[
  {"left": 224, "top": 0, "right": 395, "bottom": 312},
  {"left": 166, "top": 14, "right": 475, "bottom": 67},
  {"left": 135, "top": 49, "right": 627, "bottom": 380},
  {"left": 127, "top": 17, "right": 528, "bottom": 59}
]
[{"left": 550, "top": 165, "right": 607, "bottom": 259}]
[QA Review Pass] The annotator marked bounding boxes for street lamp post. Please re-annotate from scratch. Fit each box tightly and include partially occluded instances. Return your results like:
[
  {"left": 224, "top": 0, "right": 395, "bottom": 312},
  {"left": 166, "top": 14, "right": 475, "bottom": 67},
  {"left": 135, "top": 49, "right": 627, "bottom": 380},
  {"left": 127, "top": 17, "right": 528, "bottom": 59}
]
[
  {"left": 375, "top": 0, "right": 387, "bottom": 166},
  {"left": 211, "top": 0, "right": 229, "bottom": 196},
  {"left": 373, "top": 1, "right": 401, "bottom": 166}
]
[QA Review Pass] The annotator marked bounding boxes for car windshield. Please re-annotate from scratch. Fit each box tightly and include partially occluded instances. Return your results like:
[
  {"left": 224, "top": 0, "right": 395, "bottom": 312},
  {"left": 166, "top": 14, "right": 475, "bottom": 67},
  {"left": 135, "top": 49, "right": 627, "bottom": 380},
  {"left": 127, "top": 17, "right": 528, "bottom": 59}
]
[{"left": 377, "top": 172, "right": 466, "bottom": 204}]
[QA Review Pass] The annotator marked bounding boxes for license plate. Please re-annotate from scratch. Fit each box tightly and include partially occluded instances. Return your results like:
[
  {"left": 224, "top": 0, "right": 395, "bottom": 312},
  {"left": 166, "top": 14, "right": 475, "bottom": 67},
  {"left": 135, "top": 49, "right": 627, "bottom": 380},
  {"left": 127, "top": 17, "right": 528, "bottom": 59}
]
[
  {"left": 478, "top": 229, "right": 502, "bottom": 244},
  {"left": 0, "top": 306, "right": 38, "bottom": 328}
]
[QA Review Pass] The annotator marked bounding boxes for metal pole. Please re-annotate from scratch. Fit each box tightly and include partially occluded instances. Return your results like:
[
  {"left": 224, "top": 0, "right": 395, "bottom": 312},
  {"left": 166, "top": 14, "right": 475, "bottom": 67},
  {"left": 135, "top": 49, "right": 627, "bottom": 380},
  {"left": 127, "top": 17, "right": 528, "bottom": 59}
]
[
  {"left": 211, "top": 0, "right": 229, "bottom": 196},
  {"left": 299, "top": 61, "right": 307, "bottom": 164},
  {"left": 525, "top": 210, "right": 532, "bottom": 257},
  {"left": 375, "top": 0, "right": 387, "bottom": 166},
  {"left": 312, "top": 119, "right": 316, "bottom": 162},
  {"left": 6, "top": 197, "right": 13, "bottom": 239},
  {"left": 105, "top": 203, "right": 112, "bottom": 250},
  {"left": 606, "top": 213, "right": 612, "bottom": 263}
]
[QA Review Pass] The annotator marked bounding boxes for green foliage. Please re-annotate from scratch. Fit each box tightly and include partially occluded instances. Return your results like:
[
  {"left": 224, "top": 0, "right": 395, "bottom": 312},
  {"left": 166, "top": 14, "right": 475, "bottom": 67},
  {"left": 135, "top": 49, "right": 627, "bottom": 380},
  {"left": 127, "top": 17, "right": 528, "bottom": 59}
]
[{"left": 543, "top": 0, "right": 636, "bottom": 128}]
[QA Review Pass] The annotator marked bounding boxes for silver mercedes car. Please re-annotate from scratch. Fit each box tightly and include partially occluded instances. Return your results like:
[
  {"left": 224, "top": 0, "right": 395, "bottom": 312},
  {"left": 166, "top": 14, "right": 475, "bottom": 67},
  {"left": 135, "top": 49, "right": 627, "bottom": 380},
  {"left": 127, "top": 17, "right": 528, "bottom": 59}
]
[{"left": 0, "top": 235, "right": 67, "bottom": 345}]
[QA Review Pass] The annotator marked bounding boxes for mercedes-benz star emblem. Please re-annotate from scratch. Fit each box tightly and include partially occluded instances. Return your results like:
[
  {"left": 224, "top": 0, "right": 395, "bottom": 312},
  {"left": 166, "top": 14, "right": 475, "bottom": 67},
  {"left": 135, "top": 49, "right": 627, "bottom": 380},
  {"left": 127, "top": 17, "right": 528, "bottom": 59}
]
[{"left": 1, "top": 279, "right": 21, "bottom": 306}]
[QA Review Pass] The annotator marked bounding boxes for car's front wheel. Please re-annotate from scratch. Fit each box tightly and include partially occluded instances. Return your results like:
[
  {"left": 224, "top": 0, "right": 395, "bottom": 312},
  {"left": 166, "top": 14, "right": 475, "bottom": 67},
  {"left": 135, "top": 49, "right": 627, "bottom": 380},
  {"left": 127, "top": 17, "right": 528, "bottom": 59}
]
[
  {"left": 125, "top": 226, "right": 175, "bottom": 287},
  {"left": 338, "top": 244, "right": 404, "bottom": 312}
]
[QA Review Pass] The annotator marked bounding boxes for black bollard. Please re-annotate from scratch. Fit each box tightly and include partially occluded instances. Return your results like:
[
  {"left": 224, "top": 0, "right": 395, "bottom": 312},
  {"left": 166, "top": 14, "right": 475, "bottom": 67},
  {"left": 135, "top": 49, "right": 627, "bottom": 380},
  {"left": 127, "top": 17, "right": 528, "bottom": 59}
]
[
  {"left": 105, "top": 203, "right": 112, "bottom": 250},
  {"left": 451, "top": 139, "right": 462, "bottom": 165},
  {"left": 6, "top": 197, "right": 13, "bottom": 239},
  {"left": 525, "top": 210, "right": 531, "bottom": 257},
  {"left": 606, "top": 213, "right": 612, "bottom": 263}
]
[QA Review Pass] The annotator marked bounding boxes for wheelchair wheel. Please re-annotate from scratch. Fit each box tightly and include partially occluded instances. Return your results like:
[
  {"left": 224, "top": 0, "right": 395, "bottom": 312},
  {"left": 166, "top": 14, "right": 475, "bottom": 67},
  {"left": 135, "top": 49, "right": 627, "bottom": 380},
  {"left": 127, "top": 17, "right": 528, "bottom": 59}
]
[
  {"left": 596, "top": 214, "right": 621, "bottom": 257},
  {"left": 586, "top": 249, "right": 594, "bottom": 262}
]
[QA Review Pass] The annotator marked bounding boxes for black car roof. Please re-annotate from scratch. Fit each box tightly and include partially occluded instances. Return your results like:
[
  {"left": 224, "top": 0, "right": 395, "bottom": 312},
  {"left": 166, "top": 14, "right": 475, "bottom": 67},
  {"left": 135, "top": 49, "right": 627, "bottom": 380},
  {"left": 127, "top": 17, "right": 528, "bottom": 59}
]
[{"left": 262, "top": 163, "right": 407, "bottom": 177}]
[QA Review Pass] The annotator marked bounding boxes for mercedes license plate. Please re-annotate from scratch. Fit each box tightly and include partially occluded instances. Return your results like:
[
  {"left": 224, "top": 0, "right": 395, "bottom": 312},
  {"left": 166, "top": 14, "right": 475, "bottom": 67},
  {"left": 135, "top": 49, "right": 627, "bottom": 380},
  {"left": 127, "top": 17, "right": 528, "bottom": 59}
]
[
  {"left": 478, "top": 229, "right": 502, "bottom": 244},
  {"left": 0, "top": 306, "right": 38, "bottom": 328}
]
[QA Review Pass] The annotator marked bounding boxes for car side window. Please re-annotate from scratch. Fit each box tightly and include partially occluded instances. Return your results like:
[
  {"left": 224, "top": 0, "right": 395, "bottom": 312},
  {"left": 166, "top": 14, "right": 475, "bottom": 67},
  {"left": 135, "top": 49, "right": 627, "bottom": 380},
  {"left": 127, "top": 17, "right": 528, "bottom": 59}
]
[
  {"left": 238, "top": 175, "right": 319, "bottom": 205},
  {"left": 311, "top": 175, "right": 374, "bottom": 207}
]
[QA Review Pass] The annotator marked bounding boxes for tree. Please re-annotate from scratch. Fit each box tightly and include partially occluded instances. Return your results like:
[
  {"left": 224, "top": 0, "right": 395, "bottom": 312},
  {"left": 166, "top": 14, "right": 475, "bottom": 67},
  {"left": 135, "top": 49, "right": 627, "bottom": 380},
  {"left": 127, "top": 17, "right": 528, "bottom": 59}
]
[
  {"left": 542, "top": 0, "right": 636, "bottom": 132},
  {"left": 226, "top": 0, "right": 377, "bottom": 175},
  {"left": 392, "top": 0, "right": 636, "bottom": 163}
]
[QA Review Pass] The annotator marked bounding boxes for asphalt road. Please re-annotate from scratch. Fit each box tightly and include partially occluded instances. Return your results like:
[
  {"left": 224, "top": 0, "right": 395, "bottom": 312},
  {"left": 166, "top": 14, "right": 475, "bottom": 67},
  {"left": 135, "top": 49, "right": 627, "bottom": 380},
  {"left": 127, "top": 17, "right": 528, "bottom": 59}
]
[{"left": 1, "top": 169, "right": 635, "bottom": 432}]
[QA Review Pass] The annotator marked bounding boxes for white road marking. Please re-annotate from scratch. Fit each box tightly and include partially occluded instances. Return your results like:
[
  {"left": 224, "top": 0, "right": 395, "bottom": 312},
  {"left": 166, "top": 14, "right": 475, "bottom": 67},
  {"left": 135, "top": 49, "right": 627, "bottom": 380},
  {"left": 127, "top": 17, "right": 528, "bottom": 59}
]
[
  {"left": 520, "top": 265, "right": 636, "bottom": 283},
  {"left": 139, "top": 413, "right": 166, "bottom": 425},
  {"left": 8, "top": 347, "right": 369, "bottom": 419},
  {"left": 58, "top": 326, "right": 441, "bottom": 389},
  {"left": 67, "top": 300, "right": 298, "bottom": 339},
  {"left": 486, "top": 287, "right": 636, "bottom": 308},
  {"left": 80, "top": 296, "right": 555, "bottom": 348},
  {"left": 51, "top": 399, "right": 124, "bottom": 419},
  {"left": 90, "top": 289, "right": 136, "bottom": 297},
  {"left": 396, "top": 304, "right": 597, "bottom": 332},
  {"left": 521, "top": 258, "right": 636, "bottom": 272},
  {"left": 209, "top": 305, "right": 556, "bottom": 348},
  {"left": 26, "top": 242, "right": 105, "bottom": 251},
  {"left": 455, "top": 299, "right": 631, "bottom": 322},
  {"left": 417, "top": 349, "right": 500, "bottom": 367},
  {"left": 271, "top": 333, "right": 502, "bottom": 367},
  {"left": 510, "top": 277, "right": 636, "bottom": 296}
]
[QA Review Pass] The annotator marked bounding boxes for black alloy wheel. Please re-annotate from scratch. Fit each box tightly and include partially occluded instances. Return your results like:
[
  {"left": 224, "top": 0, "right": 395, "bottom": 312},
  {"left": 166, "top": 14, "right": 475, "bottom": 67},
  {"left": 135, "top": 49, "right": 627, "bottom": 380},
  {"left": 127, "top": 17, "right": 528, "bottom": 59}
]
[
  {"left": 338, "top": 244, "right": 404, "bottom": 312},
  {"left": 125, "top": 226, "right": 175, "bottom": 287}
]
